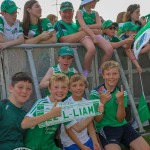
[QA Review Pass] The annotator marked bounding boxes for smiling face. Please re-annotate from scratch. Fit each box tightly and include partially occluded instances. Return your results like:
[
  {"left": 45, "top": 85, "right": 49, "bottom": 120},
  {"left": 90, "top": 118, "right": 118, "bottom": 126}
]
[
  {"left": 59, "top": 9, "right": 74, "bottom": 24},
  {"left": 102, "top": 67, "right": 120, "bottom": 89},
  {"left": 70, "top": 79, "right": 86, "bottom": 101},
  {"left": 27, "top": 2, "right": 42, "bottom": 18},
  {"left": 9, "top": 81, "right": 32, "bottom": 107},
  {"left": 49, "top": 80, "right": 69, "bottom": 102}
]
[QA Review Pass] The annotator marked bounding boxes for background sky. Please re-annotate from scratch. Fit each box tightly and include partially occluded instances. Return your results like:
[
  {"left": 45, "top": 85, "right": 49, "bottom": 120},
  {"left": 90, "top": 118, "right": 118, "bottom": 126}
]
[{"left": 14, "top": 0, "right": 150, "bottom": 22}]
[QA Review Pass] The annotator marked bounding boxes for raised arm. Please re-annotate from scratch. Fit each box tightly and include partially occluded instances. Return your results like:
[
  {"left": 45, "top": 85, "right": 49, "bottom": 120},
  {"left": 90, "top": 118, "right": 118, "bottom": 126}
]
[{"left": 39, "top": 68, "right": 53, "bottom": 89}]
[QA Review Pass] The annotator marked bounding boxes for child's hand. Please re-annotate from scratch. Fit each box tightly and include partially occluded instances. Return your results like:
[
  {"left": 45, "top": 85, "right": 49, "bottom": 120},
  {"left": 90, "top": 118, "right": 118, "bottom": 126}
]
[
  {"left": 136, "top": 65, "right": 142, "bottom": 74},
  {"left": 0, "top": 43, "right": 8, "bottom": 51},
  {"left": 49, "top": 102, "right": 61, "bottom": 118},
  {"left": 93, "top": 141, "right": 100, "bottom": 150},
  {"left": 98, "top": 103, "right": 104, "bottom": 114},
  {"left": 99, "top": 86, "right": 112, "bottom": 105},
  {"left": 124, "top": 37, "right": 133, "bottom": 44},
  {"left": 81, "top": 145, "right": 91, "bottom": 150},
  {"left": 92, "top": 35, "right": 99, "bottom": 44},
  {"left": 116, "top": 85, "right": 124, "bottom": 105},
  {"left": 40, "top": 31, "right": 51, "bottom": 40}
]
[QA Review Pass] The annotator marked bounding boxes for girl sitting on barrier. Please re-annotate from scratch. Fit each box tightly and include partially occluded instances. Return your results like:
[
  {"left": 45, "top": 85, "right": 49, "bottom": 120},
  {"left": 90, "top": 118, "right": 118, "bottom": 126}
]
[
  {"left": 22, "top": 0, "right": 56, "bottom": 44},
  {"left": 76, "top": 0, "right": 114, "bottom": 78}
]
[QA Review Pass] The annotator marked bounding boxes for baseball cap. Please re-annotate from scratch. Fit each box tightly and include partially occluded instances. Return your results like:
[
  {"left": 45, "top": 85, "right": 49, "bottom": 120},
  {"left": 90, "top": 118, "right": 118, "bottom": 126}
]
[
  {"left": 102, "top": 20, "right": 118, "bottom": 29},
  {"left": 60, "top": 1, "right": 74, "bottom": 11},
  {"left": 1, "top": 0, "right": 20, "bottom": 14},
  {"left": 80, "top": 0, "right": 99, "bottom": 6},
  {"left": 122, "top": 22, "right": 139, "bottom": 33},
  {"left": 58, "top": 46, "right": 74, "bottom": 57}
]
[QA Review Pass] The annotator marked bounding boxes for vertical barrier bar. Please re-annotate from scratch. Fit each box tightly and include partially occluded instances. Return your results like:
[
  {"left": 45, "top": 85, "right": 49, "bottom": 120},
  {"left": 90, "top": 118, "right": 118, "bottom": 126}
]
[
  {"left": 25, "top": 48, "right": 42, "bottom": 99},
  {"left": 114, "top": 49, "right": 145, "bottom": 133}
]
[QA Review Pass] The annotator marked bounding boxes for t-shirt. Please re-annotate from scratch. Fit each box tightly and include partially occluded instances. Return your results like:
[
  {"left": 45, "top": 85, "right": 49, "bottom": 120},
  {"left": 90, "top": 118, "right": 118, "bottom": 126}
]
[
  {"left": 90, "top": 84, "right": 127, "bottom": 132},
  {"left": 28, "top": 18, "right": 54, "bottom": 37},
  {"left": 0, "top": 16, "right": 23, "bottom": 40},
  {"left": 0, "top": 99, "right": 26, "bottom": 150},
  {"left": 60, "top": 96, "right": 90, "bottom": 147},
  {"left": 24, "top": 96, "right": 61, "bottom": 150},
  {"left": 102, "top": 34, "right": 121, "bottom": 42},
  {"left": 76, "top": 8, "right": 96, "bottom": 29},
  {"left": 54, "top": 20, "right": 78, "bottom": 41}
]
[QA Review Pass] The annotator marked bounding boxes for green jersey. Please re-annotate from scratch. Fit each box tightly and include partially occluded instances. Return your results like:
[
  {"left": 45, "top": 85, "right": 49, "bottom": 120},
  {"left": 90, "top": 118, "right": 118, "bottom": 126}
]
[
  {"left": 0, "top": 99, "right": 26, "bottom": 150},
  {"left": 76, "top": 8, "right": 96, "bottom": 29},
  {"left": 90, "top": 84, "right": 127, "bottom": 132},
  {"left": 28, "top": 18, "right": 54, "bottom": 37},
  {"left": 102, "top": 34, "right": 121, "bottom": 42},
  {"left": 54, "top": 20, "right": 78, "bottom": 41},
  {"left": 24, "top": 96, "right": 61, "bottom": 150}
]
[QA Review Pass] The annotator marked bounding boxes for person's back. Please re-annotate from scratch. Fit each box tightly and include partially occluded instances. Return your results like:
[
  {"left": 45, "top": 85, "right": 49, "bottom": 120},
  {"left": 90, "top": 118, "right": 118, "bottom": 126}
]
[{"left": 0, "top": 72, "right": 33, "bottom": 150}]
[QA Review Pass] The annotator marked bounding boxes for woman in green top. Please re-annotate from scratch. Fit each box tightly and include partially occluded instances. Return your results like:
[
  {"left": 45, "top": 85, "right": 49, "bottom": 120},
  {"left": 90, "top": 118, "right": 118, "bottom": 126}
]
[{"left": 22, "top": 0, "right": 56, "bottom": 44}]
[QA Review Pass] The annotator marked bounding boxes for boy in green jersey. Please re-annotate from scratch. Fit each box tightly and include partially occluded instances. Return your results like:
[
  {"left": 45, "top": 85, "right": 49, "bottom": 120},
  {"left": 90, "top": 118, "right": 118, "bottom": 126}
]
[
  {"left": 90, "top": 60, "right": 150, "bottom": 150},
  {"left": 0, "top": 72, "right": 33, "bottom": 150}
]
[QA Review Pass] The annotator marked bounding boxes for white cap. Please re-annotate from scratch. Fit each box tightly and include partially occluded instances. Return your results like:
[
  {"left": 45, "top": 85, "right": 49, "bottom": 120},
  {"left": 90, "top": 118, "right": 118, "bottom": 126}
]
[{"left": 80, "top": 0, "right": 99, "bottom": 6}]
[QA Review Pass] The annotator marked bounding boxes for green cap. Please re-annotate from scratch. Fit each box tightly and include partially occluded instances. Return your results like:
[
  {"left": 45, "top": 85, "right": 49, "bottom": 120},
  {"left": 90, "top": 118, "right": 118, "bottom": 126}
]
[
  {"left": 1, "top": 0, "right": 20, "bottom": 14},
  {"left": 102, "top": 20, "right": 118, "bottom": 29},
  {"left": 60, "top": 1, "right": 74, "bottom": 11},
  {"left": 122, "top": 22, "right": 139, "bottom": 33},
  {"left": 58, "top": 46, "right": 74, "bottom": 57}
]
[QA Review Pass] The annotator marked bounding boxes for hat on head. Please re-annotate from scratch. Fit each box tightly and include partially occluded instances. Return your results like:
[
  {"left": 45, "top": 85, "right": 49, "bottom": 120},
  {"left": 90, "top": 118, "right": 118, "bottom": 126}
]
[
  {"left": 60, "top": 1, "right": 74, "bottom": 11},
  {"left": 58, "top": 46, "right": 74, "bottom": 57},
  {"left": 1, "top": 0, "right": 20, "bottom": 14},
  {"left": 102, "top": 20, "right": 118, "bottom": 29},
  {"left": 122, "top": 22, "right": 139, "bottom": 33},
  {"left": 80, "top": 0, "right": 99, "bottom": 6}
]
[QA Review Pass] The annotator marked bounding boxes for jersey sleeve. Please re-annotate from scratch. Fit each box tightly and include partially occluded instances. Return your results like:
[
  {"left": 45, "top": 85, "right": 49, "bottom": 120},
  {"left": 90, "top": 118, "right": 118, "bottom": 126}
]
[
  {"left": 124, "top": 90, "right": 128, "bottom": 107},
  {"left": 17, "top": 21, "right": 23, "bottom": 37},
  {"left": 90, "top": 89, "right": 100, "bottom": 100},
  {"left": 44, "top": 18, "right": 55, "bottom": 32},
  {"left": 54, "top": 21, "right": 68, "bottom": 40},
  {"left": 0, "top": 17, "right": 4, "bottom": 34}
]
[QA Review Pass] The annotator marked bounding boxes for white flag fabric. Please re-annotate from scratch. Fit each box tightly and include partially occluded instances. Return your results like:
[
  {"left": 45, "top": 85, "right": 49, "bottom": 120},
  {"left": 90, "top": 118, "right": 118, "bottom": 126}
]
[{"left": 133, "top": 22, "right": 150, "bottom": 59}]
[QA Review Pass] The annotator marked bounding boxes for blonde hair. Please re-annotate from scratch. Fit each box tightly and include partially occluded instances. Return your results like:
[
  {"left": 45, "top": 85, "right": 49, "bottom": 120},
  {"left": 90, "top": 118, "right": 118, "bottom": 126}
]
[
  {"left": 101, "top": 60, "right": 120, "bottom": 74},
  {"left": 69, "top": 73, "right": 88, "bottom": 88},
  {"left": 49, "top": 74, "right": 69, "bottom": 88}
]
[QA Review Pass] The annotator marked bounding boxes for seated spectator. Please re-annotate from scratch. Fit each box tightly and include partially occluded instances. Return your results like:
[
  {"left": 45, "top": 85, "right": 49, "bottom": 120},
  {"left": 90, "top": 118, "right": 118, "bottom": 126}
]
[
  {"left": 90, "top": 60, "right": 150, "bottom": 150},
  {"left": 47, "top": 14, "right": 58, "bottom": 26},
  {"left": 102, "top": 20, "right": 142, "bottom": 74},
  {"left": 22, "top": 0, "right": 56, "bottom": 44},
  {"left": 0, "top": 0, "right": 24, "bottom": 51}
]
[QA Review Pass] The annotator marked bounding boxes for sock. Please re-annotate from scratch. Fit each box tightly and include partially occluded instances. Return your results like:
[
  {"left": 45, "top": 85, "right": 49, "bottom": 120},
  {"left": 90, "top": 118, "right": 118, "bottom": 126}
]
[
  {"left": 98, "top": 68, "right": 102, "bottom": 75},
  {"left": 83, "top": 70, "right": 89, "bottom": 79}
]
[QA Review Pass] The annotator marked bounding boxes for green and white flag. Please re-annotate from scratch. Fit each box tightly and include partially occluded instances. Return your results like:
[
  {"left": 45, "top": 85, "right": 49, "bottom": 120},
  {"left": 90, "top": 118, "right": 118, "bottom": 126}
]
[
  {"left": 36, "top": 99, "right": 101, "bottom": 128},
  {"left": 133, "top": 22, "right": 150, "bottom": 59},
  {"left": 137, "top": 93, "right": 150, "bottom": 123}
]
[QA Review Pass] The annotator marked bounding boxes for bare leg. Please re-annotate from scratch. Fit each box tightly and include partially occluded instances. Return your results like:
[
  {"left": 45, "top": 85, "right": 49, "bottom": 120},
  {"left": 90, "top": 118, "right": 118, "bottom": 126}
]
[
  {"left": 129, "top": 136, "right": 150, "bottom": 150},
  {"left": 81, "top": 37, "right": 96, "bottom": 71},
  {"left": 96, "top": 37, "right": 114, "bottom": 68},
  {"left": 104, "top": 144, "right": 121, "bottom": 150}
]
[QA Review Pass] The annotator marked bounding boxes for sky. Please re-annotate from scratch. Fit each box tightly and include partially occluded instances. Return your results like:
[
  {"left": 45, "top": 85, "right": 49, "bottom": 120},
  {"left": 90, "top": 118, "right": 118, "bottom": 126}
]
[{"left": 14, "top": 0, "right": 150, "bottom": 22}]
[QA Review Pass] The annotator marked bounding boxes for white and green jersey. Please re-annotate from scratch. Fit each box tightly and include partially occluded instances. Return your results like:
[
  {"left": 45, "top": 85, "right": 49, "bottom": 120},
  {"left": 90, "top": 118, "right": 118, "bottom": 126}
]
[
  {"left": 28, "top": 18, "right": 54, "bottom": 37},
  {"left": 24, "top": 96, "right": 61, "bottom": 150},
  {"left": 60, "top": 96, "right": 90, "bottom": 147},
  {"left": 90, "top": 84, "right": 128, "bottom": 132},
  {"left": 0, "top": 16, "right": 23, "bottom": 40}
]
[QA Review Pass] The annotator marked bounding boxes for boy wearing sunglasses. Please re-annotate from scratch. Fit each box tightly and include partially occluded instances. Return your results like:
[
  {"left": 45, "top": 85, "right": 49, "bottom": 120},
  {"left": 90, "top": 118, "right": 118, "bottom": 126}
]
[{"left": 102, "top": 20, "right": 142, "bottom": 74}]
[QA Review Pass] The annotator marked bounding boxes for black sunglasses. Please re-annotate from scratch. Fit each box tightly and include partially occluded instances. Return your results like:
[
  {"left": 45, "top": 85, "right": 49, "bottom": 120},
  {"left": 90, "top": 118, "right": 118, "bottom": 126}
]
[{"left": 108, "top": 26, "right": 117, "bottom": 30}]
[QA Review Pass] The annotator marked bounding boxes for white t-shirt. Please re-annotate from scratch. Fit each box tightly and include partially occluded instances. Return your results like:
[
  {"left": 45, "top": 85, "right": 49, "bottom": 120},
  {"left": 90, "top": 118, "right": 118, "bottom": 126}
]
[
  {"left": 0, "top": 16, "right": 23, "bottom": 40},
  {"left": 60, "top": 96, "right": 90, "bottom": 147}
]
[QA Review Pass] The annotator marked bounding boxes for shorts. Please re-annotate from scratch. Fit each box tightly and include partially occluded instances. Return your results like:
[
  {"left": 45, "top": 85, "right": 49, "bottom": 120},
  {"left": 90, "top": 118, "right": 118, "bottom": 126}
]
[
  {"left": 80, "top": 35, "right": 103, "bottom": 42},
  {"left": 64, "top": 138, "right": 93, "bottom": 150},
  {"left": 98, "top": 124, "right": 140, "bottom": 148}
]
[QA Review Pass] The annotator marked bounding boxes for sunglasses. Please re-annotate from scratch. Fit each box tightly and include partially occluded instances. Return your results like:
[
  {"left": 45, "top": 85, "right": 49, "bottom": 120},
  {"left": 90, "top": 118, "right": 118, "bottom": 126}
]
[{"left": 108, "top": 26, "right": 117, "bottom": 30}]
